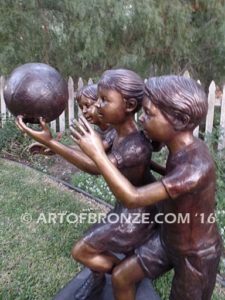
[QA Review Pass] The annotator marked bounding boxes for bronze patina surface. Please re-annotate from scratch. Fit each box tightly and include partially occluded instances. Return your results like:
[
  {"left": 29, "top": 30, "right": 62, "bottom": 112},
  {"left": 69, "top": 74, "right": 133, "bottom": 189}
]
[{"left": 4, "top": 63, "right": 68, "bottom": 123}]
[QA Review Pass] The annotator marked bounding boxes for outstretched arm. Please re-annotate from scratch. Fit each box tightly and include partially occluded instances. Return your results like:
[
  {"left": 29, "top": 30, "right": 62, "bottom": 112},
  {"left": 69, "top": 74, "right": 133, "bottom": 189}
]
[
  {"left": 16, "top": 116, "right": 103, "bottom": 175},
  {"left": 73, "top": 116, "right": 169, "bottom": 208}
]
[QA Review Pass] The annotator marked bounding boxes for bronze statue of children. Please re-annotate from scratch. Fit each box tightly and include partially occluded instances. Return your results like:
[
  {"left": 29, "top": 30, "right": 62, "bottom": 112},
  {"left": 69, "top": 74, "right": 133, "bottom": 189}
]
[
  {"left": 27, "top": 84, "right": 116, "bottom": 157},
  {"left": 73, "top": 75, "right": 222, "bottom": 300},
  {"left": 76, "top": 84, "right": 116, "bottom": 152},
  {"left": 16, "top": 69, "right": 162, "bottom": 299}
]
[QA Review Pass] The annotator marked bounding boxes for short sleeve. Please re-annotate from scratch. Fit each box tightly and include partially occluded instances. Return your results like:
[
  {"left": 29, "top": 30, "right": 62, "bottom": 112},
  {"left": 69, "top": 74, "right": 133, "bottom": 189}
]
[
  {"left": 161, "top": 164, "right": 204, "bottom": 199},
  {"left": 110, "top": 133, "right": 152, "bottom": 169},
  {"left": 103, "top": 128, "right": 116, "bottom": 149}
]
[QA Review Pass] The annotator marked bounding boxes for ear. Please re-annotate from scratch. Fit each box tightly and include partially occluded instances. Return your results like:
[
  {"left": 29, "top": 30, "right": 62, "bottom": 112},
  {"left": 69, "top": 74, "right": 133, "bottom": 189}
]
[
  {"left": 125, "top": 98, "right": 138, "bottom": 113},
  {"left": 173, "top": 113, "right": 191, "bottom": 130}
]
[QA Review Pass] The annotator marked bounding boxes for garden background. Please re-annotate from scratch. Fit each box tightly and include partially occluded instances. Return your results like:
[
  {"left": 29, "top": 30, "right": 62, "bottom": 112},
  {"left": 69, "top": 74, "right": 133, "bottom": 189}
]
[{"left": 1, "top": 1, "right": 225, "bottom": 299}]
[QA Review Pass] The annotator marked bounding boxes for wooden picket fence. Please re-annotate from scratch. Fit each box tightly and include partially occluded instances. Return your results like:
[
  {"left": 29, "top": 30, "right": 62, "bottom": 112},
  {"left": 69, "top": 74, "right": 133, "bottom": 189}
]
[{"left": 1, "top": 73, "right": 225, "bottom": 150}]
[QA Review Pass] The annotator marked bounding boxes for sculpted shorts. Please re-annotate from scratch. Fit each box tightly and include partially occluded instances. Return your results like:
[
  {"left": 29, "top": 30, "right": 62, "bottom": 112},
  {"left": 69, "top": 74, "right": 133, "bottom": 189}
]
[
  {"left": 135, "top": 230, "right": 222, "bottom": 300},
  {"left": 83, "top": 203, "right": 158, "bottom": 254}
]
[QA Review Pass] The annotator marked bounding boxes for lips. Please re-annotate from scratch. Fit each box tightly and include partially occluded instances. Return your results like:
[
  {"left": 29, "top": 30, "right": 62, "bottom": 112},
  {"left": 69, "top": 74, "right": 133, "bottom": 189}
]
[{"left": 84, "top": 115, "right": 93, "bottom": 123}]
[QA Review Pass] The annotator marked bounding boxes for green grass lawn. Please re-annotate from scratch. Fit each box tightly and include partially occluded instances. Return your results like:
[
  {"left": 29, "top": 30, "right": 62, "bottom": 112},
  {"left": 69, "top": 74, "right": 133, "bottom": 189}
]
[
  {"left": 0, "top": 159, "right": 101, "bottom": 300},
  {"left": 0, "top": 158, "right": 224, "bottom": 300}
]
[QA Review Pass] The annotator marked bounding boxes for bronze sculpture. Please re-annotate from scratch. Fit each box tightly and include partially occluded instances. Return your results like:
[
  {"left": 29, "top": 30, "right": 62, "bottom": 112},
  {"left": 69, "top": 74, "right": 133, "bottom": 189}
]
[
  {"left": 71, "top": 75, "right": 222, "bottom": 300},
  {"left": 4, "top": 63, "right": 68, "bottom": 123},
  {"left": 28, "top": 84, "right": 116, "bottom": 156},
  {"left": 75, "top": 84, "right": 116, "bottom": 152},
  {"left": 16, "top": 69, "right": 164, "bottom": 299}
]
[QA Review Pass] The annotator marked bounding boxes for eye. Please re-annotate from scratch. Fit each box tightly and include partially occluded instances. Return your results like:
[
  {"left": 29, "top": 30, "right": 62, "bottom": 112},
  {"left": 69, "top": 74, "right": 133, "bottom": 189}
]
[{"left": 143, "top": 108, "right": 150, "bottom": 116}]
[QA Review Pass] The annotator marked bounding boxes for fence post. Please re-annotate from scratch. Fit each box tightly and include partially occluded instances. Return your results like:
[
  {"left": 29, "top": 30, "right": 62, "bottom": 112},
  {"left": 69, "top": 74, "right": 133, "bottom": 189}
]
[
  {"left": 218, "top": 85, "right": 225, "bottom": 151},
  {"left": 0, "top": 76, "right": 7, "bottom": 126},
  {"left": 193, "top": 126, "right": 199, "bottom": 137},
  {"left": 88, "top": 78, "right": 93, "bottom": 85},
  {"left": 68, "top": 76, "right": 75, "bottom": 126},
  {"left": 183, "top": 70, "right": 190, "bottom": 78},
  {"left": 205, "top": 81, "right": 216, "bottom": 135},
  {"left": 193, "top": 80, "right": 202, "bottom": 138},
  {"left": 77, "top": 77, "right": 84, "bottom": 118}
]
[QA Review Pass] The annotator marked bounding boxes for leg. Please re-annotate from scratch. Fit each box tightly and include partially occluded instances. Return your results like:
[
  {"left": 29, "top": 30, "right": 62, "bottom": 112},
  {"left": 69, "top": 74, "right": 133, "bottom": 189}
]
[
  {"left": 71, "top": 238, "right": 121, "bottom": 300},
  {"left": 112, "top": 255, "right": 145, "bottom": 300},
  {"left": 111, "top": 229, "right": 172, "bottom": 300},
  {"left": 169, "top": 248, "right": 221, "bottom": 300},
  {"left": 72, "top": 239, "right": 121, "bottom": 273}
]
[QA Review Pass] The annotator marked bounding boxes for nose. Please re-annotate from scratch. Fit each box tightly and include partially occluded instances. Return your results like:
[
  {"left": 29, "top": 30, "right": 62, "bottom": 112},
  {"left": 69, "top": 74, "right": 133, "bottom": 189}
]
[
  {"left": 95, "top": 98, "right": 101, "bottom": 108},
  {"left": 83, "top": 105, "right": 88, "bottom": 113},
  {"left": 90, "top": 106, "right": 97, "bottom": 115},
  {"left": 139, "top": 112, "right": 144, "bottom": 124}
]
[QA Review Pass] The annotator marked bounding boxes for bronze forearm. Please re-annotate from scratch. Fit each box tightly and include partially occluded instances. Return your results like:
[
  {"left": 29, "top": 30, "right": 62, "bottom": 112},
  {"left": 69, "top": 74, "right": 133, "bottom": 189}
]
[
  {"left": 93, "top": 153, "right": 168, "bottom": 208},
  {"left": 48, "top": 140, "right": 100, "bottom": 175}
]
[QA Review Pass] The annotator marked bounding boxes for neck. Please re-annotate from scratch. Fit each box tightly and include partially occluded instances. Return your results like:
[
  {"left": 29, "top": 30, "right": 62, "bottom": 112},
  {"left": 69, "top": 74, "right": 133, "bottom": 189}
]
[
  {"left": 166, "top": 131, "right": 195, "bottom": 154},
  {"left": 114, "top": 115, "right": 138, "bottom": 138}
]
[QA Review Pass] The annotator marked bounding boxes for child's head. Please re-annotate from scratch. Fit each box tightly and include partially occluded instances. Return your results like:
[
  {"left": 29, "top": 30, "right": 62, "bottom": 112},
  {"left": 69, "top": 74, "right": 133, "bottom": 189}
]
[
  {"left": 98, "top": 69, "right": 144, "bottom": 114},
  {"left": 76, "top": 84, "right": 98, "bottom": 105},
  {"left": 145, "top": 75, "right": 208, "bottom": 131},
  {"left": 76, "top": 84, "right": 99, "bottom": 124}
]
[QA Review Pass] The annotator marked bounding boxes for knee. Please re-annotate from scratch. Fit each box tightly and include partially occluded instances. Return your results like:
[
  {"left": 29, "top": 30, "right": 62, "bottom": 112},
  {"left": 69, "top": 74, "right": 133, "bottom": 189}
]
[
  {"left": 71, "top": 240, "right": 85, "bottom": 261},
  {"left": 112, "top": 265, "right": 127, "bottom": 289}
]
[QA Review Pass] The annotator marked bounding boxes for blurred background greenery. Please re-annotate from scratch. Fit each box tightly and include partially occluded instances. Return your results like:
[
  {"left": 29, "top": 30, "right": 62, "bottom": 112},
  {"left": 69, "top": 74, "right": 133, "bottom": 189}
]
[{"left": 1, "top": 0, "right": 225, "bottom": 86}]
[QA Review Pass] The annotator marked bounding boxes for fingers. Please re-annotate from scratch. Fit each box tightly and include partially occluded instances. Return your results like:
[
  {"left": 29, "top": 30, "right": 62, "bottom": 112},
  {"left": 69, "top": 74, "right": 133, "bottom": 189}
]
[
  {"left": 73, "top": 119, "right": 87, "bottom": 135},
  {"left": 70, "top": 125, "right": 78, "bottom": 137},
  {"left": 70, "top": 135, "right": 79, "bottom": 144},
  {"left": 16, "top": 115, "right": 27, "bottom": 132},
  {"left": 16, "top": 115, "right": 38, "bottom": 136},
  {"left": 39, "top": 117, "right": 47, "bottom": 130},
  {"left": 15, "top": 119, "right": 24, "bottom": 132},
  {"left": 79, "top": 115, "right": 93, "bottom": 132},
  {"left": 70, "top": 126, "right": 82, "bottom": 140}
]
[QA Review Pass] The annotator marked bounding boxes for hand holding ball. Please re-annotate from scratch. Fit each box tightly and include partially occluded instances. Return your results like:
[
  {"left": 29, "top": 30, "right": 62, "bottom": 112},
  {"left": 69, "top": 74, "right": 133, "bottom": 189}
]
[{"left": 4, "top": 63, "right": 68, "bottom": 123}]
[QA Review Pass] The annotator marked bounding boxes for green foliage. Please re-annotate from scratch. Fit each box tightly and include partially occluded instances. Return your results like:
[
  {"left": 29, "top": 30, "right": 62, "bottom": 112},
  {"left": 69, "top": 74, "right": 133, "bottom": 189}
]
[
  {"left": 0, "top": 0, "right": 225, "bottom": 84},
  {"left": 205, "top": 129, "right": 225, "bottom": 243},
  {"left": 0, "top": 117, "right": 31, "bottom": 154},
  {"left": 153, "top": 271, "right": 173, "bottom": 300},
  {"left": 71, "top": 172, "right": 116, "bottom": 205}
]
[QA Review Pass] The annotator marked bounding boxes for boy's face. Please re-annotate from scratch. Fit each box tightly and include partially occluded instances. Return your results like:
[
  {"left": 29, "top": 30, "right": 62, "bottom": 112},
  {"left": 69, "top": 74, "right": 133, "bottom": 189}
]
[
  {"left": 78, "top": 95, "right": 100, "bottom": 125},
  {"left": 139, "top": 96, "right": 174, "bottom": 142},
  {"left": 95, "top": 88, "right": 127, "bottom": 125}
]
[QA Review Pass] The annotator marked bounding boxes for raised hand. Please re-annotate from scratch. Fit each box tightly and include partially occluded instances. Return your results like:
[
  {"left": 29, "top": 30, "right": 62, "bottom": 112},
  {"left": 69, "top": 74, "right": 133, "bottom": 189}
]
[
  {"left": 70, "top": 116, "right": 105, "bottom": 159},
  {"left": 16, "top": 116, "right": 53, "bottom": 146}
]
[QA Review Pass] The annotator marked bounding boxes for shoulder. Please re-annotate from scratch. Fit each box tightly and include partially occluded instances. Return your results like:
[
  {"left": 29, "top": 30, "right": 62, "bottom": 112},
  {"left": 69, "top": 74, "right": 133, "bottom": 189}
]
[
  {"left": 110, "top": 131, "right": 152, "bottom": 168},
  {"left": 163, "top": 139, "right": 215, "bottom": 199},
  {"left": 103, "top": 128, "right": 117, "bottom": 146}
]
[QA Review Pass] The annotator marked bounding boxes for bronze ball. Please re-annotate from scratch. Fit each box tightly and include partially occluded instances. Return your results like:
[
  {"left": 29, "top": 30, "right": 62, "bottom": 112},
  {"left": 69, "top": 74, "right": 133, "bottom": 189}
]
[{"left": 4, "top": 63, "right": 68, "bottom": 123}]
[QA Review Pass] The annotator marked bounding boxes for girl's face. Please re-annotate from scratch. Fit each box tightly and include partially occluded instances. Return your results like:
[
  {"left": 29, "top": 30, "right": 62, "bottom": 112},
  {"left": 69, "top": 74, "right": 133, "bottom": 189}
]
[
  {"left": 139, "top": 96, "right": 174, "bottom": 142},
  {"left": 95, "top": 87, "right": 127, "bottom": 125},
  {"left": 78, "top": 95, "right": 100, "bottom": 125}
]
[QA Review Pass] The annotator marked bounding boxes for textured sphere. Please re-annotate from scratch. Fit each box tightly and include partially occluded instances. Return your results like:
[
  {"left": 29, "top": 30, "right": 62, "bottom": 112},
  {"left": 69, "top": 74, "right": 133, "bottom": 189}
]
[{"left": 4, "top": 63, "right": 68, "bottom": 123}]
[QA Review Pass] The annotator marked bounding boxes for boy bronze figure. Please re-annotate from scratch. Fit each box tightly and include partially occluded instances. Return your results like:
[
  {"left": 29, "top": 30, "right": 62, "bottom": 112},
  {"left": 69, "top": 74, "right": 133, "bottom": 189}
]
[{"left": 73, "top": 75, "right": 222, "bottom": 300}]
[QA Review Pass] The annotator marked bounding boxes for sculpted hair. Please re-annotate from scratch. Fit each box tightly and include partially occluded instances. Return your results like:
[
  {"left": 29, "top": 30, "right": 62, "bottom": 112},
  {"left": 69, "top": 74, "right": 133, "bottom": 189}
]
[
  {"left": 98, "top": 69, "right": 144, "bottom": 113},
  {"left": 145, "top": 75, "right": 208, "bottom": 130},
  {"left": 76, "top": 84, "right": 98, "bottom": 102}
]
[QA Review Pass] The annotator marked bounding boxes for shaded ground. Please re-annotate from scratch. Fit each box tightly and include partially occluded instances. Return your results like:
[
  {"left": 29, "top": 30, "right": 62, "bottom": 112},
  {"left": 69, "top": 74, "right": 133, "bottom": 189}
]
[
  {"left": 46, "top": 154, "right": 79, "bottom": 182},
  {"left": 1, "top": 145, "right": 80, "bottom": 183}
]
